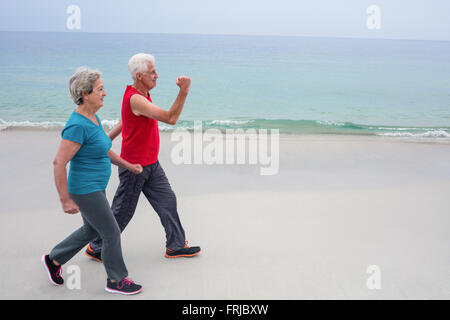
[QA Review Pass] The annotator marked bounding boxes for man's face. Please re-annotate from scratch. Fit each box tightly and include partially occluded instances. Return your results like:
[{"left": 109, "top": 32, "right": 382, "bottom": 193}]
[{"left": 140, "top": 61, "right": 158, "bottom": 90}]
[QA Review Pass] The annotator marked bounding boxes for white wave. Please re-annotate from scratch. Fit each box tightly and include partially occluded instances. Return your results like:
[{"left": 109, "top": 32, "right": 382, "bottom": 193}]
[
  {"left": 157, "top": 120, "right": 254, "bottom": 131},
  {"left": 377, "top": 130, "right": 450, "bottom": 138},
  {"left": 208, "top": 120, "right": 253, "bottom": 125},
  {"left": 369, "top": 127, "right": 411, "bottom": 131},
  {"left": 0, "top": 119, "right": 65, "bottom": 131},
  {"left": 101, "top": 119, "right": 120, "bottom": 129},
  {"left": 160, "top": 125, "right": 200, "bottom": 132},
  {"left": 0, "top": 118, "right": 122, "bottom": 131},
  {"left": 316, "top": 120, "right": 346, "bottom": 127},
  {"left": 158, "top": 125, "right": 176, "bottom": 131},
  {"left": 370, "top": 126, "right": 448, "bottom": 131}
]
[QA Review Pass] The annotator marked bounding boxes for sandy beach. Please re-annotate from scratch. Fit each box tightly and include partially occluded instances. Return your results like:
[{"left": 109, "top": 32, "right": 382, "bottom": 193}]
[{"left": 0, "top": 129, "right": 449, "bottom": 300}]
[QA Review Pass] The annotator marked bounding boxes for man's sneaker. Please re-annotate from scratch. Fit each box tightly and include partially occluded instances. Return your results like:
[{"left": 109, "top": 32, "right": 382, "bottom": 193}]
[
  {"left": 105, "top": 277, "right": 143, "bottom": 295},
  {"left": 165, "top": 241, "right": 201, "bottom": 258},
  {"left": 85, "top": 244, "right": 102, "bottom": 263},
  {"left": 41, "top": 254, "right": 64, "bottom": 286}
]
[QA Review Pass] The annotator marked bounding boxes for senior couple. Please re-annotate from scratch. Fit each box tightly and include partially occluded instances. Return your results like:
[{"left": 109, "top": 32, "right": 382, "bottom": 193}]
[{"left": 42, "top": 53, "right": 200, "bottom": 295}]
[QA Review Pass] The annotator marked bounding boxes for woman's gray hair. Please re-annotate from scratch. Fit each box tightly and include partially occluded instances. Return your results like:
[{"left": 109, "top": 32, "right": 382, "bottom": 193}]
[
  {"left": 69, "top": 67, "right": 102, "bottom": 105},
  {"left": 128, "top": 53, "right": 155, "bottom": 81}
]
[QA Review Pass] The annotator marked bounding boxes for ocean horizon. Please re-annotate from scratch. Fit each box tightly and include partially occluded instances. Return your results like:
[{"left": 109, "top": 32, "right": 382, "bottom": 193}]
[{"left": 1, "top": 31, "right": 449, "bottom": 139}]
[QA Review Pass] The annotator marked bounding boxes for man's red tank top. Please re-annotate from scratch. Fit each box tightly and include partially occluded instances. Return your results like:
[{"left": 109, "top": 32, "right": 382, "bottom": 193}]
[{"left": 120, "top": 85, "right": 159, "bottom": 166}]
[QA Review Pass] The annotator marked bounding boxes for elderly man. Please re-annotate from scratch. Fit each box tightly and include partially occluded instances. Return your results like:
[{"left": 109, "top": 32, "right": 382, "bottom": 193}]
[{"left": 86, "top": 53, "right": 200, "bottom": 261}]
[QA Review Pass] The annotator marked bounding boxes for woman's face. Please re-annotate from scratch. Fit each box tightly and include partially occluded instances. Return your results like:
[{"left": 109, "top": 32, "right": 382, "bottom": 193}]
[{"left": 85, "top": 78, "right": 107, "bottom": 109}]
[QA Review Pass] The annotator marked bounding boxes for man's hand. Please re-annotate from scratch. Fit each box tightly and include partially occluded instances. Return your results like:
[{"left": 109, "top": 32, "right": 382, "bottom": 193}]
[
  {"left": 61, "top": 198, "right": 79, "bottom": 214},
  {"left": 176, "top": 76, "right": 191, "bottom": 93}
]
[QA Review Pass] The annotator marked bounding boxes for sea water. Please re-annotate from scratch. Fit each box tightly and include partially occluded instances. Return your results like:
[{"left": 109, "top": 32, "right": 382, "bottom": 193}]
[{"left": 1, "top": 31, "right": 449, "bottom": 138}]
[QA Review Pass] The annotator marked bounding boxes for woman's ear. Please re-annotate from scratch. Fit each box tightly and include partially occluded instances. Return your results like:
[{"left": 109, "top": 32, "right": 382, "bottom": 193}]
[{"left": 81, "top": 91, "right": 89, "bottom": 103}]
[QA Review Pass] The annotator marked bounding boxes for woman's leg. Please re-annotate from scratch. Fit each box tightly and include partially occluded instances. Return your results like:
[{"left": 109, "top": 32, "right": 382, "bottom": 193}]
[
  {"left": 50, "top": 191, "right": 128, "bottom": 282},
  {"left": 49, "top": 215, "right": 98, "bottom": 265}
]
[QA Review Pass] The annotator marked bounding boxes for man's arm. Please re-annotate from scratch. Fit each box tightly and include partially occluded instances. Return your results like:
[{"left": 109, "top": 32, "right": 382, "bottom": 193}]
[
  {"left": 130, "top": 76, "right": 191, "bottom": 125},
  {"left": 108, "top": 120, "right": 122, "bottom": 141}
]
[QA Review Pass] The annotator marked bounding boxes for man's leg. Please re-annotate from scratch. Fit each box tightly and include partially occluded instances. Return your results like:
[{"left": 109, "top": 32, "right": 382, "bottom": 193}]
[
  {"left": 88, "top": 166, "right": 148, "bottom": 254},
  {"left": 142, "top": 161, "right": 198, "bottom": 255}
]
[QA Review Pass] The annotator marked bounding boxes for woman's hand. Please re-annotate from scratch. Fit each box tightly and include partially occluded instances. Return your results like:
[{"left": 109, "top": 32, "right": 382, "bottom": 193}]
[
  {"left": 61, "top": 198, "right": 79, "bottom": 214},
  {"left": 129, "top": 163, "right": 143, "bottom": 174}
]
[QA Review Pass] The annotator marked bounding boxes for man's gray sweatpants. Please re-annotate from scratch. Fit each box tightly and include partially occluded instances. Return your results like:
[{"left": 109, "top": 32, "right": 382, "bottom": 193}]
[
  {"left": 89, "top": 160, "right": 186, "bottom": 253},
  {"left": 49, "top": 190, "right": 128, "bottom": 282}
]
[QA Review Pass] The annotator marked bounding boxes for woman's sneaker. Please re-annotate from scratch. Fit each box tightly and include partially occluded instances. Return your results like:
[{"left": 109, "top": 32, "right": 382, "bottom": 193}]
[
  {"left": 41, "top": 254, "right": 64, "bottom": 286},
  {"left": 105, "top": 277, "right": 143, "bottom": 295}
]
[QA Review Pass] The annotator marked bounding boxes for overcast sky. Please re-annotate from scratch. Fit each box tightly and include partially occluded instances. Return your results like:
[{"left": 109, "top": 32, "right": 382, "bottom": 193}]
[{"left": 0, "top": 0, "right": 449, "bottom": 40}]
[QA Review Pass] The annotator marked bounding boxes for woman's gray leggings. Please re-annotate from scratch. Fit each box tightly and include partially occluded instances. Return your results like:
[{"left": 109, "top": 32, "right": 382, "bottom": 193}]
[{"left": 49, "top": 190, "right": 128, "bottom": 282}]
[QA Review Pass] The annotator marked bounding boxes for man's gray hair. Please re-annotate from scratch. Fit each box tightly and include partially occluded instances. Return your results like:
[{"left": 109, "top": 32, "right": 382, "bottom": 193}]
[
  {"left": 128, "top": 53, "right": 155, "bottom": 81},
  {"left": 69, "top": 67, "right": 102, "bottom": 105}
]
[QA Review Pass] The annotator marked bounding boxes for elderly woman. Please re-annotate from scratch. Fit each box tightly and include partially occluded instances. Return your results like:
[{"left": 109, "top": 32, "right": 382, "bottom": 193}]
[{"left": 41, "top": 67, "right": 143, "bottom": 295}]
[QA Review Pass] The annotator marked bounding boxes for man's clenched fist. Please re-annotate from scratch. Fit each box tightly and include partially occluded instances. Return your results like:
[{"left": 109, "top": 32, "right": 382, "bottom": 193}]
[{"left": 176, "top": 76, "right": 191, "bottom": 92}]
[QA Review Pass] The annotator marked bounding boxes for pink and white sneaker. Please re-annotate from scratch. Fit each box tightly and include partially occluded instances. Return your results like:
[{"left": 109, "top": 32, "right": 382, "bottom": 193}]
[{"left": 105, "top": 277, "right": 143, "bottom": 295}]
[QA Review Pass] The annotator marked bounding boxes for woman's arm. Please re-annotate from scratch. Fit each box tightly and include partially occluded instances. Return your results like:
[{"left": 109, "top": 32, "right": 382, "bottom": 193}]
[
  {"left": 107, "top": 150, "right": 143, "bottom": 174},
  {"left": 53, "top": 139, "right": 82, "bottom": 214}
]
